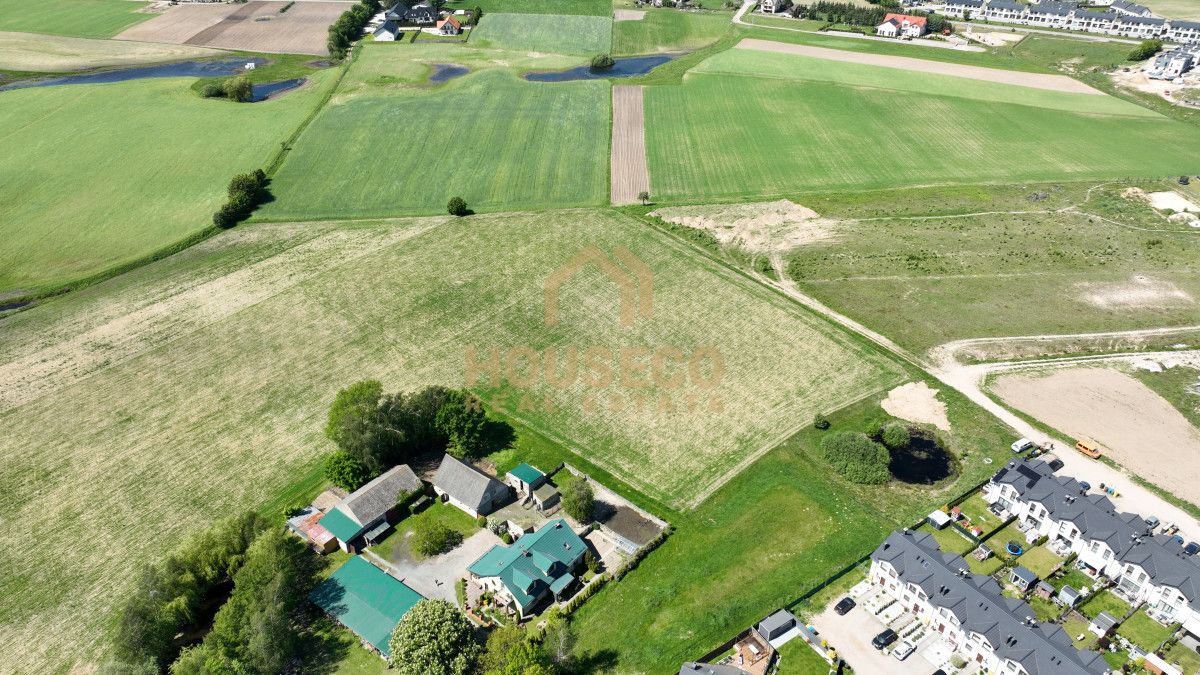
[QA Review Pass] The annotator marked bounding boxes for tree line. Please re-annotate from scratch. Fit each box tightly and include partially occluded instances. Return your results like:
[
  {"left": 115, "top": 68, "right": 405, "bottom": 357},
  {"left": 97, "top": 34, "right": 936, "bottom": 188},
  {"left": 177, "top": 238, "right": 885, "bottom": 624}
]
[
  {"left": 213, "top": 170, "right": 269, "bottom": 229},
  {"left": 328, "top": 0, "right": 382, "bottom": 59},
  {"left": 786, "top": 1, "right": 953, "bottom": 33}
]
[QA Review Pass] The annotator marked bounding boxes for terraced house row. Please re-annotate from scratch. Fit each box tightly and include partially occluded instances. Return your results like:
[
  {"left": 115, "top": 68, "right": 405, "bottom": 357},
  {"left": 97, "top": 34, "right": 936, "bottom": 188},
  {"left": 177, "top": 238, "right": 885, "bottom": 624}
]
[
  {"left": 942, "top": 0, "right": 1200, "bottom": 43},
  {"left": 985, "top": 458, "right": 1200, "bottom": 642}
]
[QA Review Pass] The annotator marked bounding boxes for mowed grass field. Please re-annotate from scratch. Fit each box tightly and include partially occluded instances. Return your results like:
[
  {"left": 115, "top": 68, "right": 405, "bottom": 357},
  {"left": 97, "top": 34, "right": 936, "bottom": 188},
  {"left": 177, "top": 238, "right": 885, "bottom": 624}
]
[
  {"left": 258, "top": 64, "right": 609, "bottom": 219},
  {"left": 445, "top": 0, "right": 613, "bottom": 14},
  {"left": 644, "top": 48, "right": 1200, "bottom": 201},
  {"left": 783, "top": 182, "right": 1200, "bottom": 353},
  {"left": 0, "top": 71, "right": 337, "bottom": 297},
  {"left": 0, "top": 0, "right": 152, "bottom": 38},
  {"left": 469, "top": 13, "right": 612, "bottom": 54},
  {"left": 0, "top": 208, "right": 904, "bottom": 670},
  {"left": 613, "top": 9, "right": 731, "bottom": 55}
]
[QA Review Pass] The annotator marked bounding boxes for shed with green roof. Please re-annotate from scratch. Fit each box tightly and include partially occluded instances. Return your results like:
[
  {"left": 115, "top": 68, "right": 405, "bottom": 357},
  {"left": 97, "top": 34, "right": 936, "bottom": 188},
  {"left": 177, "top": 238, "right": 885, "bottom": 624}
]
[
  {"left": 467, "top": 518, "right": 586, "bottom": 617},
  {"left": 309, "top": 556, "right": 424, "bottom": 658}
]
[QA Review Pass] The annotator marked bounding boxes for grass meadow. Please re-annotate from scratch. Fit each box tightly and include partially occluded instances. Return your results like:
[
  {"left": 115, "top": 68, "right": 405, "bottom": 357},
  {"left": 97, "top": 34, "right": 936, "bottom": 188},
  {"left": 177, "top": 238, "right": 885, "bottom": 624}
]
[
  {"left": 0, "top": 208, "right": 904, "bottom": 670},
  {"left": 0, "top": 0, "right": 152, "bottom": 38},
  {"left": 613, "top": 9, "right": 731, "bottom": 55},
  {"left": 784, "top": 182, "right": 1200, "bottom": 353},
  {"left": 445, "top": 0, "right": 613, "bottom": 15},
  {"left": 644, "top": 53, "right": 1200, "bottom": 202},
  {"left": 469, "top": 13, "right": 612, "bottom": 54},
  {"left": 0, "top": 70, "right": 337, "bottom": 297},
  {"left": 0, "top": 32, "right": 223, "bottom": 73},
  {"left": 257, "top": 67, "right": 610, "bottom": 220}
]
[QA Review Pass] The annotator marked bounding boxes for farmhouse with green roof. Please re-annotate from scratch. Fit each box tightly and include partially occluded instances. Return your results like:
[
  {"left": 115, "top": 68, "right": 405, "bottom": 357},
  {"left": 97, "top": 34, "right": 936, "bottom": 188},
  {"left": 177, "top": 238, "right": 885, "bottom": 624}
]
[
  {"left": 468, "top": 518, "right": 587, "bottom": 618},
  {"left": 309, "top": 556, "right": 423, "bottom": 658},
  {"left": 318, "top": 464, "right": 421, "bottom": 553}
]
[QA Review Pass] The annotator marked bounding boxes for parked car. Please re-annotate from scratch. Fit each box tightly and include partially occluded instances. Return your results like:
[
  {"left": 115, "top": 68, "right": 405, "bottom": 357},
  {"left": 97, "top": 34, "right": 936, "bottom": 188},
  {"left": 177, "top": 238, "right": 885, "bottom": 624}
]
[
  {"left": 1146, "top": 515, "right": 1160, "bottom": 530},
  {"left": 1011, "top": 438, "right": 1034, "bottom": 453},
  {"left": 834, "top": 597, "right": 856, "bottom": 615},
  {"left": 1041, "top": 452, "right": 1064, "bottom": 471},
  {"left": 1185, "top": 542, "right": 1200, "bottom": 556},
  {"left": 872, "top": 628, "right": 898, "bottom": 650},
  {"left": 893, "top": 640, "right": 917, "bottom": 661},
  {"left": 1079, "top": 481, "right": 1091, "bottom": 491}
]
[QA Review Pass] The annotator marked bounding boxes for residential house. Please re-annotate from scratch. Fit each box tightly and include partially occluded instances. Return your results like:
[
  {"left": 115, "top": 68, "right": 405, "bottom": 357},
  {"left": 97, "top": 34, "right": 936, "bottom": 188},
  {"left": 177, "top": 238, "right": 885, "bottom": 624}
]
[
  {"left": 870, "top": 529, "right": 1108, "bottom": 674},
  {"left": 432, "top": 453, "right": 511, "bottom": 518},
  {"left": 941, "top": 0, "right": 983, "bottom": 19},
  {"left": 981, "top": 0, "right": 1029, "bottom": 24},
  {"left": 1026, "top": 2, "right": 1078, "bottom": 28},
  {"left": 437, "top": 16, "right": 461, "bottom": 35},
  {"left": 309, "top": 556, "right": 424, "bottom": 658},
  {"left": 467, "top": 519, "right": 587, "bottom": 618},
  {"left": 318, "top": 464, "right": 423, "bottom": 553},
  {"left": 1146, "top": 45, "right": 1198, "bottom": 78},
  {"left": 1114, "top": 533, "right": 1200, "bottom": 633},
  {"left": 385, "top": 1, "right": 437, "bottom": 25},
  {"left": 1071, "top": 10, "right": 1119, "bottom": 34},
  {"left": 1169, "top": 20, "right": 1200, "bottom": 44},
  {"left": 876, "top": 12, "right": 928, "bottom": 38},
  {"left": 758, "top": 0, "right": 785, "bottom": 13},
  {"left": 373, "top": 20, "right": 400, "bottom": 41},
  {"left": 1116, "top": 15, "right": 1167, "bottom": 38}
]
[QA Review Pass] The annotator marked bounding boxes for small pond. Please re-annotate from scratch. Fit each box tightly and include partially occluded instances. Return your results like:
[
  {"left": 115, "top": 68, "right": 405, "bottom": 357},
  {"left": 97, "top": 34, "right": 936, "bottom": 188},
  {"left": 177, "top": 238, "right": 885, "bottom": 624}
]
[
  {"left": 252, "top": 78, "right": 305, "bottom": 102},
  {"left": 0, "top": 57, "right": 268, "bottom": 92},
  {"left": 524, "top": 53, "right": 679, "bottom": 82},
  {"left": 888, "top": 428, "right": 954, "bottom": 485},
  {"left": 429, "top": 63, "right": 469, "bottom": 82}
]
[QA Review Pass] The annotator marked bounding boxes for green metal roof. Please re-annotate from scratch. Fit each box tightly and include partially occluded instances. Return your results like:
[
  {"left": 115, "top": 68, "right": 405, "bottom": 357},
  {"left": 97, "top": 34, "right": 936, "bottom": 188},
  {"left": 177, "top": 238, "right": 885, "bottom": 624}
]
[
  {"left": 549, "top": 573, "right": 574, "bottom": 595},
  {"left": 309, "top": 556, "right": 423, "bottom": 658},
  {"left": 318, "top": 507, "right": 365, "bottom": 543},
  {"left": 467, "top": 519, "right": 585, "bottom": 609},
  {"left": 508, "top": 463, "right": 544, "bottom": 485}
]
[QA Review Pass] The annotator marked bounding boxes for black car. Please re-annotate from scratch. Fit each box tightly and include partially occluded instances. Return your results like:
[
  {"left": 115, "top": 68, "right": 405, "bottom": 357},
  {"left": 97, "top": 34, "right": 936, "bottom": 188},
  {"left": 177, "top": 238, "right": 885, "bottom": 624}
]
[
  {"left": 871, "top": 628, "right": 898, "bottom": 650},
  {"left": 834, "top": 597, "right": 856, "bottom": 615},
  {"left": 1185, "top": 542, "right": 1200, "bottom": 556},
  {"left": 933, "top": 671, "right": 947, "bottom": 675}
]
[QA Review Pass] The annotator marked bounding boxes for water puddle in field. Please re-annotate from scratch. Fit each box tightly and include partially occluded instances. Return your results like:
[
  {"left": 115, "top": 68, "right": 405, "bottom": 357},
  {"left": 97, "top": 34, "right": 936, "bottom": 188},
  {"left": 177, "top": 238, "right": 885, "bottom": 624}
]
[
  {"left": 524, "top": 53, "right": 679, "bottom": 81},
  {"left": 429, "top": 63, "right": 469, "bottom": 82},
  {"left": 889, "top": 428, "right": 955, "bottom": 485},
  {"left": 0, "top": 57, "right": 268, "bottom": 92},
  {"left": 251, "top": 78, "right": 305, "bottom": 101}
]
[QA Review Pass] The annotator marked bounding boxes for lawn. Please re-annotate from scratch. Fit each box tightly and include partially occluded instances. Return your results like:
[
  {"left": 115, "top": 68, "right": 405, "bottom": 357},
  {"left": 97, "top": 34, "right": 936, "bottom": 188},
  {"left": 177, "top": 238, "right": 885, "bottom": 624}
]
[
  {"left": 955, "top": 493, "right": 1004, "bottom": 536},
  {"left": 1027, "top": 594, "right": 1065, "bottom": 622},
  {"left": 1134, "top": 366, "right": 1200, "bottom": 432},
  {"left": 370, "top": 501, "right": 480, "bottom": 561},
  {"left": 785, "top": 181, "right": 1200, "bottom": 353},
  {"left": 1080, "top": 589, "right": 1132, "bottom": 620},
  {"left": 1051, "top": 567, "right": 1095, "bottom": 594},
  {"left": 1163, "top": 641, "right": 1200, "bottom": 674},
  {"left": 1063, "top": 615, "right": 1100, "bottom": 650},
  {"left": 0, "top": 208, "right": 911, "bottom": 671},
  {"left": 1116, "top": 608, "right": 1176, "bottom": 652},
  {"left": 0, "top": 68, "right": 338, "bottom": 297},
  {"left": 469, "top": 13, "right": 612, "bottom": 54},
  {"left": 987, "top": 521, "right": 1029, "bottom": 562},
  {"left": 0, "top": 0, "right": 152, "bottom": 38},
  {"left": 1018, "top": 545, "right": 1062, "bottom": 578},
  {"left": 965, "top": 552, "right": 1004, "bottom": 576},
  {"left": 918, "top": 522, "right": 976, "bottom": 556},
  {"left": 775, "top": 638, "right": 833, "bottom": 674},
  {"left": 613, "top": 9, "right": 731, "bottom": 55},
  {"left": 644, "top": 54, "right": 1200, "bottom": 203},
  {"left": 257, "top": 68, "right": 610, "bottom": 220}
]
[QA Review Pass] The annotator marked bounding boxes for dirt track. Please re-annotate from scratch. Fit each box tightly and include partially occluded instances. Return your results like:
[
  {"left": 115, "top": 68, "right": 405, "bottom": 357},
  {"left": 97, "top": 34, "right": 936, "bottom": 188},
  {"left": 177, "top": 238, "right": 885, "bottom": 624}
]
[
  {"left": 736, "top": 37, "right": 1103, "bottom": 95},
  {"left": 116, "top": 1, "right": 344, "bottom": 55},
  {"left": 611, "top": 85, "right": 650, "bottom": 206}
]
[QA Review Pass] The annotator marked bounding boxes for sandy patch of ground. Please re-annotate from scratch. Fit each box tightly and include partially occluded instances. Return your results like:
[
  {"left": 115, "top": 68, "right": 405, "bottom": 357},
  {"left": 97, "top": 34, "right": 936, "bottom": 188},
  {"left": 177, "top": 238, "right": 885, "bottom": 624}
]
[
  {"left": 1112, "top": 66, "right": 1200, "bottom": 109},
  {"left": 881, "top": 381, "right": 950, "bottom": 431},
  {"left": 964, "top": 30, "right": 1025, "bottom": 47},
  {"left": 0, "top": 31, "right": 223, "bottom": 72},
  {"left": 115, "top": 0, "right": 346, "bottom": 55},
  {"left": 1077, "top": 275, "right": 1194, "bottom": 310},
  {"left": 991, "top": 366, "right": 1200, "bottom": 507},
  {"left": 736, "top": 38, "right": 1103, "bottom": 94},
  {"left": 649, "top": 200, "right": 838, "bottom": 254},
  {"left": 1147, "top": 190, "right": 1200, "bottom": 213},
  {"left": 611, "top": 85, "right": 650, "bottom": 206},
  {"left": 613, "top": 9, "right": 646, "bottom": 21}
]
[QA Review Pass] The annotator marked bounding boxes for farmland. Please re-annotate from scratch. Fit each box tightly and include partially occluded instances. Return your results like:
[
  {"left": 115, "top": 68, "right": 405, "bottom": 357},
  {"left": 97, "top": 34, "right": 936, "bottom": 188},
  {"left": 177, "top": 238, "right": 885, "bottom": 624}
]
[
  {"left": 783, "top": 182, "right": 1200, "bottom": 353},
  {"left": 644, "top": 45, "right": 1200, "bottom": 202},
  {"left": 114, "top": 0, "right": 347, "bottom": 56},
  {"left": 0, "top": 0, "right": 152, "bottom": 39},
  {"left": 445, "top": 0, "right": 613, "bottom": 14},
  {"left": 613, "top": 9, "right": 731, "bottom": 55},
  {"left": 0, "top": 32, "right": 223, "bottom": 73},
  {"left": 257, "top": 65, "right": 610, "bottom": 220},
  {"left": 0, "top": 208, "right": 907, "bottom": 670},
  {"left": 0, "top": 69, "right": 338, "bottom": 297},
  {"left": 469, "top": 13, "right": 613, "bottom": 54}
]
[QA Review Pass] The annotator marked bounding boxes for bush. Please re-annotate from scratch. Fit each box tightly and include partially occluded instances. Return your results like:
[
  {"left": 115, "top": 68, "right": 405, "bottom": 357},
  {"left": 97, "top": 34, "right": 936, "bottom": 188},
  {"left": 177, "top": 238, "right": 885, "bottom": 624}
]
[
  {"left": 819, "top": 431, "right": 891, "bottom": 484},
  {"left": 561, "top": 476, "right": 594, "bottom": 523},
  {"left": 590, "top": 53, "right": 615, "bottom": 70},
  {"left": 500, "top": 531, "right": 513, "bottom": 544},
  {"left": 412, "top": 519, "right": 463, "bottom": 557},
  {"left": 447, "top": 196, "right": 469, "bottom": 217},
  {"left": 212, "top": 169, "right": 268, "bottom": 228},
  {"left": 200, "top": 83, "right": 224, "bottom": 98},
  {"left": 476, "top": 515, "right": 487, "bottom": 528},
  {"left": 1128, "top": 38, "right": 1163, "bottom": 61},
  {"left": 222, "top": 76, "right": 253, "bottom": 103},
  {"left": 813, "top": 413, "right": 831, "bottom": 430},
  {"left": 325, "top": 451, "right": 372, "bottom": 491},
  {"left": 881, "top": 424, "right": 911, "bottom": 450}
]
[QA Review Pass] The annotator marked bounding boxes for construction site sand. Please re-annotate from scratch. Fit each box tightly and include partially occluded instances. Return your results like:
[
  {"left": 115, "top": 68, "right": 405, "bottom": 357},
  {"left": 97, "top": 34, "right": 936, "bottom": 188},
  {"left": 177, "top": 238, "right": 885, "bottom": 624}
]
[
  {"left": 881, "top": 381, "right": 950, "bottom": 431},
  {"left": 649, "top": 200, "right": 838, "bottom": 254},
  {"left": 613, "top": 9, "right": 646, "bottom": 21},
  {"left": 1147, "top": 191, "right": 1200, "bottom": 213},
  {"left": 992, "top": 366, "right": 1200, "bottom": 507},
  {"left": 964, "top": 30, "right": 1025, "bottom": 47},
  {"left": 0, "top": 32, "right": 223, "bottom": 72},
  {"left": 736, "top": 38, "right": 1103, "bottom": 95},
  {"left": 611, "top": 85, "right": 650, "bottom": 206},
  {"left": 1077, "top": 275, "right": 1194, "bottom": 309}
]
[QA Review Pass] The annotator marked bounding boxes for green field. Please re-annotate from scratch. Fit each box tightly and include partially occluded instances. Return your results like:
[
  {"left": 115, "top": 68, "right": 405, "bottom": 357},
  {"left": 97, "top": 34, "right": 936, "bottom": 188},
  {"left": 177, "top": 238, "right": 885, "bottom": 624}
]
[
  {"left": 469, "top": 13, "right": 612, "bottom": 54},
  {"left": 613, "top": 9, "right": 731, "bottom": 55},
  {"left": 1140, "top": 0, "right": 1200, "bottom": 19},
  {"left": 0, "top": 69, "right": 337, "bottom": 297},
  {"left": 784, "top": 182, "right": 1200, "bottom": 353},
  {"left": 446, "top": 0, "right": 613, "bottom": 15},
  {"left": 0, "top": 0, "right": 152, "bottom": 38},
  {"left": 644, "top": 49, "right": 1200, "bottom": 202},
  {"left": 0, "top": 208, "right": 909, "bottom": 670},
  {"left": 257, "top": 66, "right": 609, "bottom": 220},
  {"left": 1134, "top": 366, "right": 1200, "bottom": 431}
]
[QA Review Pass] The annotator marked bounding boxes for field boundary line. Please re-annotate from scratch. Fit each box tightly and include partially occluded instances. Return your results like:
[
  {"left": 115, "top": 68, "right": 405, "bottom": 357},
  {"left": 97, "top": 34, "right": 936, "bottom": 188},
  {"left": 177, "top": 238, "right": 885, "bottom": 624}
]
[{"left": 265, "top": 46, "right": 357, "bottom": 177}]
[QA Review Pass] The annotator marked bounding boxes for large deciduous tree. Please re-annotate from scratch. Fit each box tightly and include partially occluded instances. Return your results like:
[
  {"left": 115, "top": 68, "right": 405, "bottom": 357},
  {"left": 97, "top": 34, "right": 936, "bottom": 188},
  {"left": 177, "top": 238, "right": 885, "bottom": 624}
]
[{"left": 388, "top": 599, "right": 480, "bottom": 675}]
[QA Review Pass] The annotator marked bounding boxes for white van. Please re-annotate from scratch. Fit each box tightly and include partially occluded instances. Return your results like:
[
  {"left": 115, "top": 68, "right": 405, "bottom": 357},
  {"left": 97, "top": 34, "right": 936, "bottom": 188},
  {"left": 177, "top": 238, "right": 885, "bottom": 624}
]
[{"left": 1011, "top": 438, "right": 1034, "bottom": 453}]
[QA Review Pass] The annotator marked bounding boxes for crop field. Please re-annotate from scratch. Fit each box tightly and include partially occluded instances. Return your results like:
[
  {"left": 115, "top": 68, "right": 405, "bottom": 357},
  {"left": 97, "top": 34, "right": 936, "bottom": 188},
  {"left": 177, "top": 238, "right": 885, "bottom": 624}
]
[
  {"left": 0, "top": 31, "right": 225, "bottom": 72},
  {"left": 0, "top": 0, "right": 152, "bottom": 39},
  {"left": 258, "top": 68, "right": 610, "bottom": 219},
  {"left": 783, "top": 182, "right": 1200, "bottom": 353},
  {"left": 445, "top": 0, "right": 613, "bottom": 14},
  {"left": 0, "top": 70, "right": 337, "bottom": 297},
  {"left": 0, "top": 208, "right": 905, "bottom": 670},
  {"left": 643, "top": 47, "right": 1200, "bottom": 202},
  {"left": 1140, "top": 0, "right": 1200, "bottom": 19},
  {"left": 613, "top": 9, "right": 731, "bottom": 55},
  {"left": 114, "top": 0, "right": 347, "bottom": 55},
  {"left": 469, "top": 13, "right": 612, "bottom": 54},
  {"left": 339, "top": 42, "right": 586, "bottom": 91}
]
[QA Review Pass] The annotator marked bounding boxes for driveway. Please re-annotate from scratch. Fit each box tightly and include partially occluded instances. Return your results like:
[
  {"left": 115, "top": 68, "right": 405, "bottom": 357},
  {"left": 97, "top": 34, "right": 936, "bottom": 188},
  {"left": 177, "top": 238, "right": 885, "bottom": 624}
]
[
  {"left": 811, "top": 605, "right": 935, "bottom": 675},
  {"left": 371, "top": 529, "right": 502, "bottom": 603}
]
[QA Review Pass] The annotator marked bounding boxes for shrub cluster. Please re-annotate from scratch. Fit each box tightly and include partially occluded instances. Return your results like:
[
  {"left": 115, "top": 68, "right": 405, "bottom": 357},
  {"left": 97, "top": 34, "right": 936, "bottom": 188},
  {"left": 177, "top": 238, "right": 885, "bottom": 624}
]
[
  {"left": 213, "top": 169, "right": 268, "bottom": 228},
  {"left": 412, "top": 518, "right": 464, "bottom": 557},
  {"left": 819, "top": 431, "right": 891, "bottom": 484},
  {"left": 199, "top": 76, "right": 253, "bottom": 102},
  {"left": 1128, "top": 38, "right": 1163, "bottom": 62},
  {"left": 328, "top": 0, "right": 381, "bottom": 59},
  {"left": 613, "top": 525, "right": 672, "bottom": 580},
  {"left": 591, "top": 53, "right": 615, "bottom": 70}
]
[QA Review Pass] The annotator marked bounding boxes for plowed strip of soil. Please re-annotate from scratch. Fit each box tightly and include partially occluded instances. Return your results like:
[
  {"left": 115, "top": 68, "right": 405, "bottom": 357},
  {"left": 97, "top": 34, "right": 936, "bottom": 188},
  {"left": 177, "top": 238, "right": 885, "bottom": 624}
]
[
  {"left": 611, "top": 84, "right": 650, "bottom": 206},
  {"left": 183, "top": 0, "right": 264, "bottom": 46},
  {"left": 736, "top": 37, "right": 1103, "bottom": 95}
]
